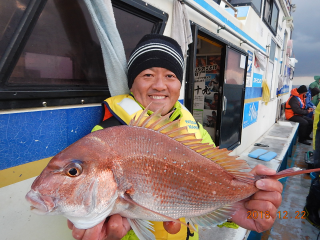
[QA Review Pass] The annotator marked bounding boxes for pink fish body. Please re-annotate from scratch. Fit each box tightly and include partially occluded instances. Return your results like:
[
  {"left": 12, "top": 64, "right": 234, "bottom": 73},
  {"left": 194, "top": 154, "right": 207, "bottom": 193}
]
[{"left": 26, "top": 107, "right": 316, "bottom": 240}]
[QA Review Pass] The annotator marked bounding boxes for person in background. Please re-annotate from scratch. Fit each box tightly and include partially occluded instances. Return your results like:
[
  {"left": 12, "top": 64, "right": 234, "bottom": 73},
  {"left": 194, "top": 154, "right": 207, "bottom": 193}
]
[
  {"left": 309, "top": 76, "right": 320, "bottom": 106},
  {"left": 305, "top": 87, "right": 320, "bottom": 118},
  {"left": 209, "top": 93, "right": 219, "bottom": 110},
  {"left": 304, "top": 102, "right": 320, "bottom": 229},
  {"left": 285, "top": 85, "right": 313, "bottom": 145},
  {"left": 67, "top": 34, "right": 284, "bottom": 240}
]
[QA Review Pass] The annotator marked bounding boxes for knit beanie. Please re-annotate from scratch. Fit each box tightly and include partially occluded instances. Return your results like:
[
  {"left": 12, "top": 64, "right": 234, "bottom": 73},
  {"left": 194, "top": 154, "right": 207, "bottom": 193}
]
[
  {"left": 127, "top": 34, "right": 184, "bottom": 89},
  {"left": 311, "top": 87, "right": 320, "bottom": 97},
  {"left": 314, "top": 76, "right": 320, "bottom": 81},
  {"left": 297, "top": 85, "right": 308, "bottom": 94}
]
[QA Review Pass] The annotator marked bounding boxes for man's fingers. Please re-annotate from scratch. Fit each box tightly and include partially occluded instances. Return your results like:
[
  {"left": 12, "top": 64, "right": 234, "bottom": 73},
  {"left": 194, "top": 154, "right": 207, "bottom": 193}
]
[
  {"left": 253, "top": 215, "right": 276, "bottom": 233},
  {"left": 68, "top": 216, "right": 130, "bottom": 240},
  {"left": 251, "top": 165, "right": 283, "bottom": 193},
  {"left": 121, "top": 217, "right": 131, "bottom": 235},
  {"left": 72, "top": 227, "right": 86, "bottom": 240},
  {"left": 105, "top": 215, "right": 130, "bottom": 239},
  {"left": 255, "top": 178, "right": 283, "bottom": 193},
  {"left": 244, "top": 199, "right": 277, "bottom": 233},
  {"left": 250, "top": 164, "right": 276, "bottom": 176},
  {"left": 67, "top": 220, "right": 74, "bottom": 230},
  {"left": 80, "top": 221, "right": 104, "bottom": 240},
  {"left": 250, "top": 190, "right": 282, "bottom": 209},
  {"left": 244, "top": 200, "right": 277, "bottom": 219}
]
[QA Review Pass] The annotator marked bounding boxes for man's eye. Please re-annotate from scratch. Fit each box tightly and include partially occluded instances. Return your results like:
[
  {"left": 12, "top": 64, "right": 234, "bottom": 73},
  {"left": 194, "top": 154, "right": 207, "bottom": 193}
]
[
  {"left": 144, "top": 74, "right": 153, "bottom": 77},
  {"left": 167, "top": 74, "right": 176, "bottom": 78}
]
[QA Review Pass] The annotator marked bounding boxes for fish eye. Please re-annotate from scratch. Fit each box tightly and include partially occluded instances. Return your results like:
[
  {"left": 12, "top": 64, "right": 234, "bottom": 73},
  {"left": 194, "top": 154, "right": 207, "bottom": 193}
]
[{"left": 65, "top": 162, "right": 82, "bottom": 177}]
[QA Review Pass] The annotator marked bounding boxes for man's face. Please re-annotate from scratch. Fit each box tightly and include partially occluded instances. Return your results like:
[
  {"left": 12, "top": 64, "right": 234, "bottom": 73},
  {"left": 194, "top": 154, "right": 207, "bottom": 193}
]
[{"left": 130, "top": 67, "right": 181, "bottom": 115}]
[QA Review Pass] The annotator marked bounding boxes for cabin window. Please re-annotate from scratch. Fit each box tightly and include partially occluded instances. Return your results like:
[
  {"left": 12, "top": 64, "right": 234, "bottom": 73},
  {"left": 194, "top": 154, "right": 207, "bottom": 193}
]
[
  {"left": 228, "top": 0, "right": 262, "bottom": 15},
  {"left": 251, "top": 0, "right": 262, "bottom": 14},
  {"left": 0, "top": 0, "right": 32, "bottom": 64},
  {"left": 269, "top": 39, "right": 276, "bottom": 61},
  {"left": 263, "top": 0, "right": 279, "bottom": 34},
  {"left": 0, "top": 0, "right": 167, "bottom": 109}
]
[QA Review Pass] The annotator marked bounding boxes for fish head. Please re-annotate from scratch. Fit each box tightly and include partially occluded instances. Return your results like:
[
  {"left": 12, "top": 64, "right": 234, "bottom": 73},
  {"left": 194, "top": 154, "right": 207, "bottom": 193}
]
[{"left": 25, "top": 133, "right": 118, "bottom": 220}]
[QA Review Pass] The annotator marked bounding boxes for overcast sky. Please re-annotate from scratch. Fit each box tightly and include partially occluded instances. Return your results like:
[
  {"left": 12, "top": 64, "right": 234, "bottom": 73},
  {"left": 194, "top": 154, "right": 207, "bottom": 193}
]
[{"left": 291, "top": 0, "right": 320, "bottom": 77}]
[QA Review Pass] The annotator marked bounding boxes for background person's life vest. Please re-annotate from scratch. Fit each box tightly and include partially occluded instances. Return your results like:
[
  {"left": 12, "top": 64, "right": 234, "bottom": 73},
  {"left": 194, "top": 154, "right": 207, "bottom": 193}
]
[{"left": 285, "top": 88, "right": 305, "bottom": 119}]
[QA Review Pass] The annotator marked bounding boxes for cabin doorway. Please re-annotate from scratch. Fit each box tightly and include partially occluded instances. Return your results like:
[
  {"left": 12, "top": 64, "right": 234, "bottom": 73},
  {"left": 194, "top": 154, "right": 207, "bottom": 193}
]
[{"left": 185, "top": 24, "right": 247, "bottom": 150}]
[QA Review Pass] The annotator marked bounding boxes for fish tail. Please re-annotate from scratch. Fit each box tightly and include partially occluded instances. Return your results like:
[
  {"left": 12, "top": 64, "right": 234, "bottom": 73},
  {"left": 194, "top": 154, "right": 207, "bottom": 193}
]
[{"left": 267, "top": 167, "right": 320, "bottom": 180}]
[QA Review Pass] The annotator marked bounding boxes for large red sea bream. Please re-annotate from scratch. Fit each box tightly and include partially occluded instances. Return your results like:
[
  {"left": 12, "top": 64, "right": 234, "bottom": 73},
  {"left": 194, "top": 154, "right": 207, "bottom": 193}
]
[{"left": 26, "top": 107, "right": 319, "bottom": 240}]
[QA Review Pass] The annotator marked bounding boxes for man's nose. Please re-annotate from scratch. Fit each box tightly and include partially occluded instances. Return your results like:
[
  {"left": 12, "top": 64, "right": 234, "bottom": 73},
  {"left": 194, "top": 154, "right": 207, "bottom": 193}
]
[{"left": 152, "top": 76, "right": 167, "bottom": 91}]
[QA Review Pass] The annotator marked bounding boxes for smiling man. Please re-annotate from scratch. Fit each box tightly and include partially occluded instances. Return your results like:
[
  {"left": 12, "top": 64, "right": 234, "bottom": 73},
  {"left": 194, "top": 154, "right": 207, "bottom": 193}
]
[
  {"left": 68, "top": 34, "right": 283, "bottom": 240},
  {"left": 91, "top": 34, "right": 214, "bottom": 144}
]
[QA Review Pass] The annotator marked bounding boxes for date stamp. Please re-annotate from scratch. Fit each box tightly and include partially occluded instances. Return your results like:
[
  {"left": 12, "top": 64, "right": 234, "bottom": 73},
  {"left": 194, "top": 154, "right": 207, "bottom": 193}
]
[{"left": 247, "top": 210, "right": 306, "bottom": 219}]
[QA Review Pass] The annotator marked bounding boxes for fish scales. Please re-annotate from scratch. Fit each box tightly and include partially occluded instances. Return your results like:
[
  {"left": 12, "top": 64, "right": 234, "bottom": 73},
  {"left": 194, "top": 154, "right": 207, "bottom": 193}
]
[{"left": 97, "top": 125, "right": 257, "bottom": 220}]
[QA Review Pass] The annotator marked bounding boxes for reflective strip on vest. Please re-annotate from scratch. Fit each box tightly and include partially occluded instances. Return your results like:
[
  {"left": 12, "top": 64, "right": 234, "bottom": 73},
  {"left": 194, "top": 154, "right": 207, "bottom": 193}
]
[
  {"left": 117, "top": 98, "right": 142, "bottom": 116},
  {"left": 294, "top": 96, "right": 303, "bottom": 108}
]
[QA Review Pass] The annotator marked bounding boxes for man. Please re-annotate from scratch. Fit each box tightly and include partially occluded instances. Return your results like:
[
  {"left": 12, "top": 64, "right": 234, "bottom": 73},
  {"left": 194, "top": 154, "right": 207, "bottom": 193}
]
[
  {"left": 305, "top": 87, "right": 320, "bottom": 118},
  {"left": 285, "top": 85, "right": 313, "bottom": 145},
  {"left": 309, "top": 76, "right": 320, "bottom": 106},
  {"left": 68, "top": 34, "right": 283, "bottom": 240}
]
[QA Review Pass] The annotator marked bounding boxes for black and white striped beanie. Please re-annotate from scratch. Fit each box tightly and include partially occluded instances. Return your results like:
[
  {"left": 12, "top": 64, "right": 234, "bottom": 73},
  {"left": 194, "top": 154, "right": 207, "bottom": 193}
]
[{"left": 127, "top": 34, "right": 184, "bottom": 89}]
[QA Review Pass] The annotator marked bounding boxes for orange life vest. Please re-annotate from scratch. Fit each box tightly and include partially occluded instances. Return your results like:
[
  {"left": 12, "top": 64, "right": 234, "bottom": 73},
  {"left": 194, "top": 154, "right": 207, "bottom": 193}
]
[{"left": 285, "top": 88, "right": 305, "bottom": 119}]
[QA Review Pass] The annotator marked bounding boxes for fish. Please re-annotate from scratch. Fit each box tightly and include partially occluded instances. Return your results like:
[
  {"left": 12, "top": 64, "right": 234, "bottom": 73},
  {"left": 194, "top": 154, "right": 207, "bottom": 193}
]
[{"left": 25, "top": 106, "right": 320, "bottom": 240}]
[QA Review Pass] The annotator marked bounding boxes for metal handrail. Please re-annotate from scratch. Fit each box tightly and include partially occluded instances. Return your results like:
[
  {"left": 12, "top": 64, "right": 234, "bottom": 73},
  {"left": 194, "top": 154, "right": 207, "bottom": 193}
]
[
  {"left": 182, "top": 0, "right": 269, "bottom": 58},
  {"left": 221, "top": 0, "right": 238, "bottom": 17}
]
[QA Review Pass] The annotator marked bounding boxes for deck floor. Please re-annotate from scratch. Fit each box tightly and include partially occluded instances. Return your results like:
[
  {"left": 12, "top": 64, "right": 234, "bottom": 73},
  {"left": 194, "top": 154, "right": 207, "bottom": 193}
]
[{"left": 262, "top": 142, "right": 320, "bottom": 240}]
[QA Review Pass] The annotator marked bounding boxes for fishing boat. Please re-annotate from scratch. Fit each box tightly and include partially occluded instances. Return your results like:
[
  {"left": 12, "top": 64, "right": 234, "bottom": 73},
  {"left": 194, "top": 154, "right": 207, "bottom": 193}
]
[{"left": 1, "top": 0, "right": 316, "bottom": 239}]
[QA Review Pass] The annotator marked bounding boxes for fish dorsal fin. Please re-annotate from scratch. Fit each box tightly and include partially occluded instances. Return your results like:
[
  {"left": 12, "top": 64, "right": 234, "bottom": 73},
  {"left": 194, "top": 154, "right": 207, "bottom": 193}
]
[{"left": 130, "top": 103, "right": 254, "bottom": 181}]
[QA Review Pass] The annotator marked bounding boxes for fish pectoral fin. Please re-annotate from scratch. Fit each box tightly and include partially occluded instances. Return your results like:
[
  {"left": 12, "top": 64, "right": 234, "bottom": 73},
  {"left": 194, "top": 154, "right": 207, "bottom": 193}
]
[
  {"left": 127, "top": 218, "right": 155, "bottom": 240},
  {"left": 186, "top": 204, "right": 235, "bottom": 229},
  {"left": 121, "top": 193, "right": 188, "bottom": 227}
]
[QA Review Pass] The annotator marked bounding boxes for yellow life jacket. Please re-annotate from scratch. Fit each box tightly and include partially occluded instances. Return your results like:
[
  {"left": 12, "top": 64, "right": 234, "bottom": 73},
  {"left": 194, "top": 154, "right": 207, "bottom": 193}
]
[
  {"left": 313, "top": 103, "right": 320, "bottom": 150},
  {"left": 104, "top": 94, "right": 200, "bottom": 240},
  {"left": 104, "top": 94, "right": 203, "bottom": 140}
]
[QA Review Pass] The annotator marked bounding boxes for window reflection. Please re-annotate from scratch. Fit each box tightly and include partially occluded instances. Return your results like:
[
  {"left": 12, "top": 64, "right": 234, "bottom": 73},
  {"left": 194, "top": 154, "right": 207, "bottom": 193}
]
[
  {"left": 263, "top": 0, "right": 279, "bottom": 34},
  {"left": 7, "top": 0, "right": 155, "bottom": 86},
  {"left": 251, "top": 0, "right": 262, "bottom": 14},
  {"left": 271, "top": 2, "right": 279, "bottom": 30},
  {"left": 0, "top": 0, "right": 31, "bottom": 62},
  {"left": 113, "top": 7, "right": 153, "bottom": 60},
  {"left": 225, "top": 49, "right": 245, "bottom": 85},
  {"left": 9, "top": 0, "right": 106, "bottom": 85}
]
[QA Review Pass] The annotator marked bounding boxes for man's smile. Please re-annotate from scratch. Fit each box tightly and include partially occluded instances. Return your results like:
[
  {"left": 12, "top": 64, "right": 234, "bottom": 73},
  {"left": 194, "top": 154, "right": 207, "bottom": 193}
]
[{"left": 149, "top": 95, "right": 166, "bottom": 100}]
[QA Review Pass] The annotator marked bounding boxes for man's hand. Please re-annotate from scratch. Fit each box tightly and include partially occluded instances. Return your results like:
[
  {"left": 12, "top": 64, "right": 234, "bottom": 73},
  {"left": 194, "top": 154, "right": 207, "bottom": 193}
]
[
  {"left": 68, "top": 214, "right": 130, "bottom": 240},
  {"left": 231, "top": 164, "right": 283, "bottom": 232},
  {"left": 68, "top": 215, "right": 183, "bottom": 239}
]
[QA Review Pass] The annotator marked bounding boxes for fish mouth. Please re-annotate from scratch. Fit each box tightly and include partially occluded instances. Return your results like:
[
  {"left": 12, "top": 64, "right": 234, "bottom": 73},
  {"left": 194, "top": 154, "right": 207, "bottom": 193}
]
[{"left": 25, "top": 190, "right": 57, "bottom": 215}]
